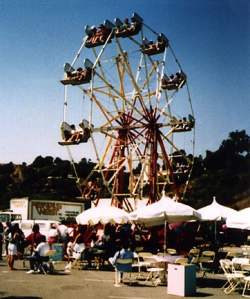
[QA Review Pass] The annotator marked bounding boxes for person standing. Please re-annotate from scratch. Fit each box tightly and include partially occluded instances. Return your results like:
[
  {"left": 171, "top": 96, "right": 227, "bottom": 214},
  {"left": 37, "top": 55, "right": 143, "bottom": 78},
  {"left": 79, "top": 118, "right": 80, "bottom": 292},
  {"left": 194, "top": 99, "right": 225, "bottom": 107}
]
[
  {"left": 48, "top": 223, "right": 58, "bottom": 246},
  {"left": 7, "top": 223, "right": 24, "bottom": 270},
  {"left": 57, "top": 220, "right": 69, "bottom": 254},
  {"left": 0, "top": 222, "right": 3, "bottom": 260},
  {"left": 4, "top": 222, "right": 12, "bottom": 256}
]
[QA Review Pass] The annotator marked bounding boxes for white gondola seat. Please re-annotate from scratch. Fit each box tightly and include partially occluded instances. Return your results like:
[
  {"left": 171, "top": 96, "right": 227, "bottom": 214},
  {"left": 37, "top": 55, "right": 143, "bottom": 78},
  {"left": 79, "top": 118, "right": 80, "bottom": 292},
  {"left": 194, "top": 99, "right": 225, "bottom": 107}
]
[{"left": 58, "top": 120, "right": 92, "bottom": 146}]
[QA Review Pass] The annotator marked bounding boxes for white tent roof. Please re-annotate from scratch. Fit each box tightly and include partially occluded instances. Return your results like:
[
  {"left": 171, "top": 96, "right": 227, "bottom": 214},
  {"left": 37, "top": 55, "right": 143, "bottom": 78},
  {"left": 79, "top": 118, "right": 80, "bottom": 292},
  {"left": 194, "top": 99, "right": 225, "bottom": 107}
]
[
  {"left": 197, "top": 197, "right": 237, "bottom": 221},
  {"left": 129, "top": 194, "right": 201, "bottom": 226},
  {"left": 226, "top": 207, "right": 250, "bottom": 230},
  {"left": 76, "top": 206, "right": 130, "bottom": 226}
]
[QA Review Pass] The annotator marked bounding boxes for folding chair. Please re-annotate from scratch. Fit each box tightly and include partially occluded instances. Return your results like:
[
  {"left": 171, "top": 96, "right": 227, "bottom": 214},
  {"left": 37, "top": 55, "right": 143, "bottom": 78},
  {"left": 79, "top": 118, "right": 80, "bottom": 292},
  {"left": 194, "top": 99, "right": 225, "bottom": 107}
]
[
  {"left": 167, "top": 248, "right": 177, "bottom": 255},
  {"left": 22, "top": 246, "right": 32, "bottom": 268},
  {"left": 232, "top": 257, "right": 250, "bottom": 274},
  {"left": 220, "top": 259, "right": 244, "bottom": 295},
  {"left": 242, "top": 263, "right": 250, "bottom": 297},
  {"left": 226, "top": 247, "right": 243, "bottom": 259},
  {"left": 143, "top": 256, "right": 165, "bottom": 286},
  {"left": 174, "top": 257, "right": 188, "bottom": 265},
  {"left": 242, "top": 245, "right": 250, "bottom": 258},
  {"left": 198, "top": 250, "right": 215, "bottom": 278},
  {"left": 132, "top": 255, "right": 151, "bottom": 279},
  {"left": 242, "top": 276, "right": 250, "bottom": 298},
  {"left": 113, "top": 258, "right": 134, "bottom": 287},
  {"left": 138, "top": 251, "right": 154, "bottom": 259}
]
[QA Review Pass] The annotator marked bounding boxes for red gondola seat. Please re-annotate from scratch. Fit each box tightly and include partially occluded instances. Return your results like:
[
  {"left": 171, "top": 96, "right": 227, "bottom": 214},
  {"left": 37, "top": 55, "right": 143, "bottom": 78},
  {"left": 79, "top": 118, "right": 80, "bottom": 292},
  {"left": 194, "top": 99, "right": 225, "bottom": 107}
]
[
  {"left": 85, "top": 22, "right": 113, "bottom": 48},
  {"left": 61, "top": 59, "right": 94, "bottom": 86},
  {"left": 141, "top": 33, "right": 168, "bottom": 56},
  {"left": 114, "top": 13, "right": 142, "bottom": 38},
  {"left": 61, "top": 67, "right": 92, "bottom": 86},
  {"left": 170, "top": 115, "right": 195, "bottom": 132}
]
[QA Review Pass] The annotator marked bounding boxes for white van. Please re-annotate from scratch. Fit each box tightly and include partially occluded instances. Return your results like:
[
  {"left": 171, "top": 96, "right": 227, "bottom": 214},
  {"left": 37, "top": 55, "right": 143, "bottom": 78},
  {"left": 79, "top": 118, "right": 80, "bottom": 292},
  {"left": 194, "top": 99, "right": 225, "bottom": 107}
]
[
  {"left": 12, "top": 219, "right": 59, "bottom": 240},
  {"left": 0, "top": 211, "right": 22, "bottom": 223}
]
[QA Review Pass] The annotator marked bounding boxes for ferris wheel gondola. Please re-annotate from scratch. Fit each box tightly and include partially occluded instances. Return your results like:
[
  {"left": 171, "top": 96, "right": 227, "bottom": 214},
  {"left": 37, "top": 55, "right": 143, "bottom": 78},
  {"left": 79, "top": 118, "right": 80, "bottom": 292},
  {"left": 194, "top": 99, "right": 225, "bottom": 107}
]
[{"left": 59, "top": 12, "right": 195, "bottom": 210}]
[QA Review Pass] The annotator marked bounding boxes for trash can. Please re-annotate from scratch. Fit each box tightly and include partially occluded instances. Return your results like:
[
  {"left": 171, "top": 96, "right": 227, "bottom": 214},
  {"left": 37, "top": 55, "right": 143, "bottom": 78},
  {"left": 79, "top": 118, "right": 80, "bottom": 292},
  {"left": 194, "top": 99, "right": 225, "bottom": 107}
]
[{"left": 167, "top": 264, "right": 196, "bottom": 296}]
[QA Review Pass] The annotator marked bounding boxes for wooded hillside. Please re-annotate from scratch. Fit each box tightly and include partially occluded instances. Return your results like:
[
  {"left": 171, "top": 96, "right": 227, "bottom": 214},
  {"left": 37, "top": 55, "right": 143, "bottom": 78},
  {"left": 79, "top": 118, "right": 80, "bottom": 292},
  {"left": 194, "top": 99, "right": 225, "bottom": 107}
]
[{"left": 0, "top": 130, "right": 249, "bottom": 210}]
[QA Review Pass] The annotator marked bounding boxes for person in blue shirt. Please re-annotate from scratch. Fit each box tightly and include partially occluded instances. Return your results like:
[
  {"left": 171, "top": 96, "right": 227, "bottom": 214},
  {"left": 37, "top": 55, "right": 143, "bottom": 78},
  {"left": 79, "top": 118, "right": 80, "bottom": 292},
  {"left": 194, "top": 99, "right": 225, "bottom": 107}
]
[{"left": 109, "top": 240, "right": 137, "bottom": 284}]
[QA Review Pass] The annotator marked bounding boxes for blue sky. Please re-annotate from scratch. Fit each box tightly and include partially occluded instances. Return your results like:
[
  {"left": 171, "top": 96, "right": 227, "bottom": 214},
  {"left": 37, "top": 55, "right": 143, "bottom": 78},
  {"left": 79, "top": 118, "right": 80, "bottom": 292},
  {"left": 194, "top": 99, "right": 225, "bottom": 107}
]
[{"left": 0, "top": 0, "right": 249, "bottom": 164}]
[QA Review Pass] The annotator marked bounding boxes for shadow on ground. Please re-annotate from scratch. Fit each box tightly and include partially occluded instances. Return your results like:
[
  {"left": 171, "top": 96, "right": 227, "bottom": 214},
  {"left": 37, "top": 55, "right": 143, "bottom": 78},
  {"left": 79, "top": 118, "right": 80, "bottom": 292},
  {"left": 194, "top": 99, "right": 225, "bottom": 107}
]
[
  {"left": 1, "top": 297, "right": 42, "bottom": 299},
  {"left": 192, "top": 292, "right": 213, "bottom": 297},
  {"left": 197, "top": 277, "right": 224, "bottom": 288}
]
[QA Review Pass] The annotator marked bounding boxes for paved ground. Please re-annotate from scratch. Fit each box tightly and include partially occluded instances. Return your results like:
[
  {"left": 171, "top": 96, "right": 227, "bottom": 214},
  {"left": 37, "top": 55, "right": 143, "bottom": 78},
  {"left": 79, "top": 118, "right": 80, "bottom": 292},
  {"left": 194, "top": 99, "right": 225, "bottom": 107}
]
[{"left": 0, "top": 258, "right": 244, "bottom": 299}]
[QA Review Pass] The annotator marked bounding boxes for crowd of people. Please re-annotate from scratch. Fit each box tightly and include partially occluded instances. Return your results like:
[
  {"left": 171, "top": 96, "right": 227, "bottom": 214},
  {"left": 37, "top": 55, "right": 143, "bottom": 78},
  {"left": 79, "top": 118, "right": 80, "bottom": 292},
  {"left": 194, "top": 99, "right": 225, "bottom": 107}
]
[
  {"left": 0, "top": 219, "right": 248, "bottom": 274},
  {"left": 0, "top": 220, "right": 70, "bottom": 271},
  {"left": 0, "top": 220, "right": 165, "bottom": 272}
]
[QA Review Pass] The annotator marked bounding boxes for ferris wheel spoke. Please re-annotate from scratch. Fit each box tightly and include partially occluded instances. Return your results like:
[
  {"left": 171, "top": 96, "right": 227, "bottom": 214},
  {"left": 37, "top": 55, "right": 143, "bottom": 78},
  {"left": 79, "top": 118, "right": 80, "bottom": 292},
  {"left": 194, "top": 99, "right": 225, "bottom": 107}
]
[
  {"left": 63, "top": 86, "right": 68, "bottom": 122},
  {"left": 115, "top": 55, "right": 127, "bottom": 99},
  {"left": 156, "top": 106, "right": 172, "bottom": 119},
  {"left": 168, "top": 45, "right": 183, "bottom": 71},
  {"left": 147, "top": 56, "right": 164, "bottom": 107},
  {"left": 127, "top": 134, "right": 144, "bottom": 158},
  {"left": 92, "top": 136, "right": 114, "bottom": 195},
  {"left": 160, "top": 130, "right": 193, "bottom": 166},
  {"left": 71, "top": 36, "right": 88, "bottom": 67},
  {"left": 115, "top": 38, "right": 150, "bottom": 116},
  {"left": 91, "top": 93, "right": 118, "bottom": 123},
  {"left": 94, "top": 70, "right": 147, "bottom": 120},
  {"left": 141, "top": 53, "right": 152, "bottom": 105},
  {"left": 107, "top": 158, "right": 126, "bottom": 186},
  {"left": 92, "top": 48, "right": 121, "bottom": 115},
  {"left": 91, "top": 87, "right": 120, "bottom": 99},
  {"left": 140, "top": 60, "right": 159, "bottom": 91},
  {"left": 92, "top": 30, "right": 114, "bottom": 69},
  {"left": 161, "top": 131, "right": 181, "bottom": 152}
]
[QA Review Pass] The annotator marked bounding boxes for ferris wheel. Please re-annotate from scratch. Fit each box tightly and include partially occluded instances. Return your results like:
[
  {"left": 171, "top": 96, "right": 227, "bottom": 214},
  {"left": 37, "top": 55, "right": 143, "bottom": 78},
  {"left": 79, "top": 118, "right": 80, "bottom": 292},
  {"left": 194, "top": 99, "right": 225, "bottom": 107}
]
[{"left": 59, "top": 13, "right": 195, "bottom": 210}]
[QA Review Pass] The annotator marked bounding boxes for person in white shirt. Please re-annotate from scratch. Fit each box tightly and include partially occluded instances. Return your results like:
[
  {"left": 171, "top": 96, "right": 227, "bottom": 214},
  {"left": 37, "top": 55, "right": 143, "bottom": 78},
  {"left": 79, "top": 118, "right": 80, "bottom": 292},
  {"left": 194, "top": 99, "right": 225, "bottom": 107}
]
[
  {"left": 57, "top": 220, "right": 69, "bottom": 254},
  {"left": 26, "top": 235, "right": 50, "bottom": 274},
  {"left": 48, "top": 224, "right": 58, "bottom": 245},
  {"left": 57, "top": 221, "right": 69, "bottom": 242}
]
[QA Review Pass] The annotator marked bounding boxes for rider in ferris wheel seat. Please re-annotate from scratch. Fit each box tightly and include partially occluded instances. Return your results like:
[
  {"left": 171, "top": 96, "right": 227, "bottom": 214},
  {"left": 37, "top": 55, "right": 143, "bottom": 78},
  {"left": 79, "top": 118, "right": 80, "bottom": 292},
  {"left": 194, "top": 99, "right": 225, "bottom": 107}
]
[{"left": 59, "top": 119, "right": 93, "bottom": 145}]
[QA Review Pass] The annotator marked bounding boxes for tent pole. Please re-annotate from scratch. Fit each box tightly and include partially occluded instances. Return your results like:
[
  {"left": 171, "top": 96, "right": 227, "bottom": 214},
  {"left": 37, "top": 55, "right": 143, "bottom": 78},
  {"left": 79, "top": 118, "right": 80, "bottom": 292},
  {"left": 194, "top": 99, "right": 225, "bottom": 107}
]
[
  {"left": 164, "top": 219, "right": 167, "bottom": 255},
  {"left": 214, "top": 220, "right": 217, "bottom": 244}
]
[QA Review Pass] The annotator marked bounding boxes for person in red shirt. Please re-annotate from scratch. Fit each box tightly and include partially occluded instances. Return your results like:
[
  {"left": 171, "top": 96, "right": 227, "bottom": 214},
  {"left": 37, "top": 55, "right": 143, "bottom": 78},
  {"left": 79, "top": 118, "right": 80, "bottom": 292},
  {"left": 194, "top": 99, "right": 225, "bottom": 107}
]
[{"left": 26, "top": 224, "right": 45, "bottom": 253}]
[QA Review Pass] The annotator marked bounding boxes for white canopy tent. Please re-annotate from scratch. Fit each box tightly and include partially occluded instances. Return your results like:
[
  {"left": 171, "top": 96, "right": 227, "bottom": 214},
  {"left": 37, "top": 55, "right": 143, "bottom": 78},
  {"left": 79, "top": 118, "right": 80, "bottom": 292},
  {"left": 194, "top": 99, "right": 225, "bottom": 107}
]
[
  {"left": 226, "top": 207, "right": 250, "bottom": 230},
  {"left": 197, "top": 197, "right": 237, "bottom": 243},
  {"left": 129, "top": 194, "right": 201, "bottom": 252},
  {"left": 76, "top": 206, "right": 130, "bottom": 226},
  {"left": 129, "top": 194, "right": 200, "bottom": 226},
  {"left": 197, "top": 197, "right": 237, "bottom": 221}
]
